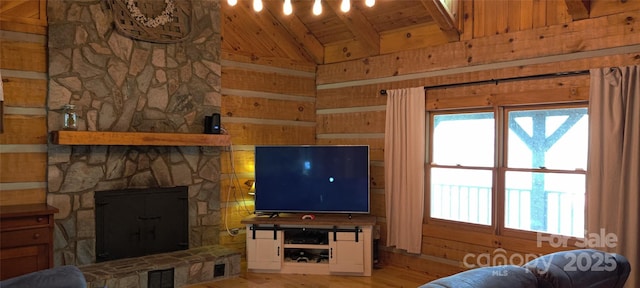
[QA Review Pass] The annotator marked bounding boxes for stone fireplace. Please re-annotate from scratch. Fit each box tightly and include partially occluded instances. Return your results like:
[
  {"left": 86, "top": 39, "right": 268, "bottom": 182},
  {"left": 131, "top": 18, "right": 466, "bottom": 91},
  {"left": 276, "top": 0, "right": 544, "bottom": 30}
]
[{"left": 46, "top": 0, "right": 224, "bottom": 266}]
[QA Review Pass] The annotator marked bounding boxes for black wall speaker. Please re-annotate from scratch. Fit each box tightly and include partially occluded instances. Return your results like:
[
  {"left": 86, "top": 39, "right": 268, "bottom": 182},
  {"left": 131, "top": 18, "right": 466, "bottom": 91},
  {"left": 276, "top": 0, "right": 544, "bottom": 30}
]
[{"left": 204, "top": 113, "right": 221, "bottom": 134}]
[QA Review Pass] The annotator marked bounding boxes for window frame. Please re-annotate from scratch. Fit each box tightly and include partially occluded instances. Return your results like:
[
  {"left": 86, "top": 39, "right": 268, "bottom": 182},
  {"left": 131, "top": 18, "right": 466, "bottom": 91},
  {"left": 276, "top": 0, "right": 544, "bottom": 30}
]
[{"left": 424, "top": 103, "right": 589, "bottom": 242}]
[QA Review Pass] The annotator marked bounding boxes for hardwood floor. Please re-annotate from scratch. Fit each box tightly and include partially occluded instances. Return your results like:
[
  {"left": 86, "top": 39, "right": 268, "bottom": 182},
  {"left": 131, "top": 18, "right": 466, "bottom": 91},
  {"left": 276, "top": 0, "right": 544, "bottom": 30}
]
[{"left": 185, "top": 263, "right": 432, "bottom": 288}]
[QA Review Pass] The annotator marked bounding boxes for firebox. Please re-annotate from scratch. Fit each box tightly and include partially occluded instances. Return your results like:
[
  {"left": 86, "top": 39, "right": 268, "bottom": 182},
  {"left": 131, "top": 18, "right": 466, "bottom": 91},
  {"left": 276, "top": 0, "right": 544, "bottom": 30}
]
[{"left": 95, "top": 186, "right": 189, "bottom": 262}]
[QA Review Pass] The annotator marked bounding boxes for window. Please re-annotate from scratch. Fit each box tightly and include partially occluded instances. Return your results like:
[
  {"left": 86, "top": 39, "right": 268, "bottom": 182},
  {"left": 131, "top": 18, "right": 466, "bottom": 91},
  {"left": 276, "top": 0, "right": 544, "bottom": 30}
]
[{"left": 428, "top": 106, "right": 588, "bottom": 237}]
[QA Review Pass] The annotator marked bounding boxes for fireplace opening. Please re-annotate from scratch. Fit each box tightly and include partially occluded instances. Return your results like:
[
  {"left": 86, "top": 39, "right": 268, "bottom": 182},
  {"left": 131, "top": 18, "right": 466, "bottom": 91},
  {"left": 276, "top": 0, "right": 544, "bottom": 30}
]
[{"left": 95, "top": 186, "right": 189, "bottom": 262}]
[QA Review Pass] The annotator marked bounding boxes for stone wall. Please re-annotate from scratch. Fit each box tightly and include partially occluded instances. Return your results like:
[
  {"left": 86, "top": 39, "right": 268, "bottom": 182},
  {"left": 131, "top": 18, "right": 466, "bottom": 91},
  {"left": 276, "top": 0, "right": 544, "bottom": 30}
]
[{"left": 46, "top": 0, "right": 223, "bottom": 266}]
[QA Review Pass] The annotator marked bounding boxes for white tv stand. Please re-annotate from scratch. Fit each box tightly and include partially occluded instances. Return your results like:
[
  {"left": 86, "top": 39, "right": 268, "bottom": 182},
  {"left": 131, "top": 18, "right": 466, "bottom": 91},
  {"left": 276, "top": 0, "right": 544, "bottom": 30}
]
[{"left": 241, "top": 214, "right": 376, "bottom": 276}]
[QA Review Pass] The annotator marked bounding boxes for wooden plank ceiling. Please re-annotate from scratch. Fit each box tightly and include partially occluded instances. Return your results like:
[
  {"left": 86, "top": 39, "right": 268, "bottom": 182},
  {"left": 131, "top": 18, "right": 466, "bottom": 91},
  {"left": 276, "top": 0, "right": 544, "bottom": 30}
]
[{"left": 221, "top": 0, "right": 592, "bottom": 65}]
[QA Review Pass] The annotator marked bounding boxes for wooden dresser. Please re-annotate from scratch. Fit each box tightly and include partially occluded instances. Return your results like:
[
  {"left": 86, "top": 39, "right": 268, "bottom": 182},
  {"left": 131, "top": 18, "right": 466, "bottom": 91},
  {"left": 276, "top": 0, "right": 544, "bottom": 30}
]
[{"left": 0, "top": 204, "right": 58, "bottom": 280}]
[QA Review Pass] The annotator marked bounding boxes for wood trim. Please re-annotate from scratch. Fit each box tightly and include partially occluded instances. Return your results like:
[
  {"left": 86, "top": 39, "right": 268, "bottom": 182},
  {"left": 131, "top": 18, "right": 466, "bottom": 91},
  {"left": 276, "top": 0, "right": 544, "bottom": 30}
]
[
  {"left": 565, "top": 0, "right": 590, "bottom": 20},
  {"left": 50, "top": 131, "right": 231, "bottom": 146},
  {"left": 421, "top": 0, "right": 460, "bottom": 42}
]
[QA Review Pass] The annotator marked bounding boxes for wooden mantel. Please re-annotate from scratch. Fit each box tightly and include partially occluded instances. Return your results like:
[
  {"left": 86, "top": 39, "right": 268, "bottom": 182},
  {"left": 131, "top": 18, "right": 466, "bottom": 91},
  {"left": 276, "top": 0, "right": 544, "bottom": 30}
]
[{"left": 50, "top": 131, "right": 231, "bottom": 146}]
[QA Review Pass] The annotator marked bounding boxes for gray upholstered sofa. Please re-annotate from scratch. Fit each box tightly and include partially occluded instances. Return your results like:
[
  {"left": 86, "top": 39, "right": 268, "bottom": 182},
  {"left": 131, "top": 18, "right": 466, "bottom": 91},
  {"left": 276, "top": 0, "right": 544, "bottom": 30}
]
[
  {"left": 0, "top": 265, "right": 86, "bottom": 288},
  {"left": 421, "top": 249, "right": 631, "bottom": 288}
]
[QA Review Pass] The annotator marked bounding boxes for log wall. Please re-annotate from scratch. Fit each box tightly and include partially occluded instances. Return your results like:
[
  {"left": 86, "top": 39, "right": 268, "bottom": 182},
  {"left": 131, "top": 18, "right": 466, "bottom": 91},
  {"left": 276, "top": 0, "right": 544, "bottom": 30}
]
[
  {"left": 315, "top": 0, "right": 640, "bottom": 280},
  {"left": 218, "top": 58, "right": 317, "bottom": 253},
  {"left": 0, "top": 0, "right": 48, "bottom": 206}
]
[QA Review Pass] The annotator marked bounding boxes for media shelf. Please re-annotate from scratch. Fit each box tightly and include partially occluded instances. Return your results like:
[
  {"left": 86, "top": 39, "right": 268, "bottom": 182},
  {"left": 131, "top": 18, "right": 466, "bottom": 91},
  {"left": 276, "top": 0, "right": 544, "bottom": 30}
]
[{"left": 241, "top": 214, "right": 375, "bottom": 276}]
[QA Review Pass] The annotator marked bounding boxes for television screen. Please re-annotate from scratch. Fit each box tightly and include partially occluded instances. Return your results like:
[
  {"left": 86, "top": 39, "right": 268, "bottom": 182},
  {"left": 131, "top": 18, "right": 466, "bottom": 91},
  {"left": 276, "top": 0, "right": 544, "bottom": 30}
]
[{"left": 254, "top": 145, "right": 370, "bottom": 214}]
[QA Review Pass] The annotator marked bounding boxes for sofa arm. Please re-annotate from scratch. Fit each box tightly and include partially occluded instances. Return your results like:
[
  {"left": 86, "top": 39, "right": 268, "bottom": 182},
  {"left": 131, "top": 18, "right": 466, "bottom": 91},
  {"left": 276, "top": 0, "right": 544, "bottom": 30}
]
[
  {"left": 0, "top": 265, "right": 87, "bottom": 288},
  {"left": 420, "top": 266, "right": 538, "bottom": 288},
  {"left": 523, "top": 249, "right": 631, "bottom": 288}
]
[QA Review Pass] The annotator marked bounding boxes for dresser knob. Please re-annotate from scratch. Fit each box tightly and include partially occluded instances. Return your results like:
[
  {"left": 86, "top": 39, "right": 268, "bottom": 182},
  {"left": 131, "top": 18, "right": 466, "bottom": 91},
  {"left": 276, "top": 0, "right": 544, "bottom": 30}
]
[
  {"left": 37, "top": 217, "right": 44, "bottom": 222},
  {"left": 33, "top": 233, "right": 41, "bottom": 239}
]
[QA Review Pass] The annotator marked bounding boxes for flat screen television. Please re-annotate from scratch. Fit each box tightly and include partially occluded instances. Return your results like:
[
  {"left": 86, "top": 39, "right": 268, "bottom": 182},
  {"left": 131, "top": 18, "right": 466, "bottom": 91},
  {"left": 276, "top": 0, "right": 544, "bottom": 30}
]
[{"left": 254, "top": 145, "right": 370, "bottom": 214}]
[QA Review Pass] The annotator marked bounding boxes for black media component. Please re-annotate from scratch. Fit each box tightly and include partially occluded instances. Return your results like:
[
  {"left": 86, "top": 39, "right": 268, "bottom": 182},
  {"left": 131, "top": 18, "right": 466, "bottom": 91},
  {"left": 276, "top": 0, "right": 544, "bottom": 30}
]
[
  {"left": 211, "top": 113, "right": 221, "bottom": 134},
  {"left": 204, "top": 113, "right": 221, "bottom": 134}
]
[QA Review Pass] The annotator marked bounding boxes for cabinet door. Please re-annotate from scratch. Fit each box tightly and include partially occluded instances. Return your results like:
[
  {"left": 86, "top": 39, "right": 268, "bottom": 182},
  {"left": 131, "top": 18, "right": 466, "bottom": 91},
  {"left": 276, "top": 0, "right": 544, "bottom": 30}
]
[
  {"left": 329, "top": 231, "right": 364, "bottom": 273},
  {"left": 246, "top": 229, "right": 282, "bottom": 270}
]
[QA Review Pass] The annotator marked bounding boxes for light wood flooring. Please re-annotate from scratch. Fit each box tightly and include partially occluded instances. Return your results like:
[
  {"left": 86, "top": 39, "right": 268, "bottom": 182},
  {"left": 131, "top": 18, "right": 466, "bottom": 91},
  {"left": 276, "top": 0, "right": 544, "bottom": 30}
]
[{"left": 185, "top": 263, "right": 432, "bottom": 288}]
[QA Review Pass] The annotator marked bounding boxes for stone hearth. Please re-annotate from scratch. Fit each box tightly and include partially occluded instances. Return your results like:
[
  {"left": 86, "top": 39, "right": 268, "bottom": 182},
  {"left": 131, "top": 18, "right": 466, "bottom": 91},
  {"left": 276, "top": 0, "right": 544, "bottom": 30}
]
[
  {"left": 46, "top": 0, "right": 223, "bottom": 266},
  {"left": 80, "top": 245, "right": 241, "bottom": 287}
]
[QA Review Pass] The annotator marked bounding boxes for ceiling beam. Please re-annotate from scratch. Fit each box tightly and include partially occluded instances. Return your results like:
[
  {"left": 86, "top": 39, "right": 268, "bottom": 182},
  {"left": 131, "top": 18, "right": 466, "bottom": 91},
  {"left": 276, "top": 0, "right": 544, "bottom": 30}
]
[
  {"left": 232, "top": 2, "right": 317, "bottom": 64},
  {"left": 263, "top": 1, "right": 325, "bottom": 64},
  {"left": 564, "top": 0, "right": 590, "bottom": 21},
  {"left": 326, "top": 1, "right": 380, "bottom": 55},
  {"left": 420, "top": 0, "right": 460, "bottom": 42}
]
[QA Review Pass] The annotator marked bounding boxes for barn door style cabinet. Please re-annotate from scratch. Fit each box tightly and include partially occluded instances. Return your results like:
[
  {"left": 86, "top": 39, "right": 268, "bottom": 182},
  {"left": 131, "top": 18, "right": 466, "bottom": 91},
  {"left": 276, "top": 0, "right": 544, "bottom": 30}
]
[{"left": 242, "top": 214, "right": 375, "bottom": 276}]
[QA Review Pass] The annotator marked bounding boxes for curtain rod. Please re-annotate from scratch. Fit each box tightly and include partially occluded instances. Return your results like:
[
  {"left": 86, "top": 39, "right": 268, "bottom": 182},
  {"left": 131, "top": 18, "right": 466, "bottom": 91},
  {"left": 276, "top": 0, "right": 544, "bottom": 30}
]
[{"left": 379, "top": 70, "right": 590, "bottom": 95}]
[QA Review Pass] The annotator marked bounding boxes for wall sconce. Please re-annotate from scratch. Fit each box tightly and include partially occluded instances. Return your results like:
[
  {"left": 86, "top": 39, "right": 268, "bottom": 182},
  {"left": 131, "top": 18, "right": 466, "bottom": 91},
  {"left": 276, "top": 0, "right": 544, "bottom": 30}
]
[{"left": 245, "top": 180, "right": 256, "bottom": 196}]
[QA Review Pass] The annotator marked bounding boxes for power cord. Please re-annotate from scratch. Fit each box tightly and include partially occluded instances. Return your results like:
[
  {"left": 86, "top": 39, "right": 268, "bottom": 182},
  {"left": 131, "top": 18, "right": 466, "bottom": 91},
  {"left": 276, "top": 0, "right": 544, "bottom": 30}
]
[{"left": 220, "top": 127, "right": 254, "bottom": 237}]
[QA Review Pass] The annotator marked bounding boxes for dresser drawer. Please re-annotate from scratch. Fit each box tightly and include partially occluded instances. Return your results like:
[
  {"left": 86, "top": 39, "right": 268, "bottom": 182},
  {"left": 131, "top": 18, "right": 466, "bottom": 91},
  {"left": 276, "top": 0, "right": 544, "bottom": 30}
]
[
  {"left": 0, "top": 227, "right": 50, "bottom": 248},
  {"left": 1, "top": 215, "right": 50, "bottom": 230}
]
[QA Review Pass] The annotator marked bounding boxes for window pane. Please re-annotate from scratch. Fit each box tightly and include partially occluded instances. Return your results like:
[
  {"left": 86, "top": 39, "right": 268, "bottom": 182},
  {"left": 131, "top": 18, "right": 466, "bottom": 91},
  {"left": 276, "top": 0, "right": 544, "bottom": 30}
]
[
  {"left": 505, "top": 171, "right": 585, "bottom": 237},
  {"left": 433, "top": 112, "right": 494, "bottom": 166},
  {"left": 430, "top": 168, "right": 492, "bottom": 225},
  {"left": 508, "top": 108, "right": 588, "bottom": 170}
]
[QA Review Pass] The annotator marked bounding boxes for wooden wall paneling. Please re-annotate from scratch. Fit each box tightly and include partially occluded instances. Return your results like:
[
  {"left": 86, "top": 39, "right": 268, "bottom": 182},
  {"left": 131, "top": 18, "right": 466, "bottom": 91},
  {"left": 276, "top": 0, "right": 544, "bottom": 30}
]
[
  {"left": 220, "top": 204, "right": 254, "bottom": 230},
  {"left": 519, "top": 0, "right": 534, "bottom": 31},
  {"left": 507, "top": 0, "right": 521, "bottom": 34},
  {"left": 483, "top": 0, "right": 498, "bottom": 36},
  {"left": 495, "top": 86, "right": 589, "bottom": 106},
  {"left": 324, "top": 40, "right": 372, "bottom": 64},
  {"left": 222, "top": 122, "right": 315, "bottom": 145},
  {"left": 0, "top": 188, "right": 46, "bottom": 206},
  {"left": 472, "top": 0, "right": 485, "bottom": 38},
  {"left": 316, "top": 86, "right": 386, "bottom": 109},
  {"left": 0, "top": 153, "right": 46, "bottom": 183},
  {"left": 0, "top": 0, "right": 46, "bottom": 34},
  {"left": 370, "top": 190, "right": 385, "bottom": 217},
  {"left": 0, "top": 41, "right": 46, "bottom": 72},
  {"left": 370, "top": 164, "right": 384, "bottom": 191},
  {"left": 315, "top": 138, "right": 384, "bottom": 161},
  {"left": 532, "top": 0, "right": 548, "bottom": 28},
  {"left": 221, "top": 52, "right": 316, "bottom": 73},
  {"left": 495, "top": 0, "right": 509, "bottom": 35},
  {"left": 426, "top": 74, "right": 590, "bottom": 110},
  {"left": 458, "top": 0, "right": 473, "bottom": 41},
  {"left": 221, "top": 67, "right": 316, "bottom": 97},
  {"left": 1, "top": 5, "right": 48, "bottom": 207},
  {"left": 0, "top": 77, "right": 47, "bottom": 107},
  {"left": 316, "top": 111, "right": 385, "bottom": 134},
  {"left": 0, "top": 115, "right": 46, "bottom": 144},
  {"left": 317, "top": 11, "right": 640, "bottom": 85},
  {"left": 221, "top": 94, "right": 315, "bottom": 122},
  {"left": 548, "top": 0, "right": 572, "bottom": 26},
  {"left": 421, "top": 235, "right": 493, "bottom": 262},
  {"left": 380, "top": 23, "right": 450, "bottom": 55},
  {"left": 590, "top": 0, "right": 640, "bottom": 18},
  {"left": 218, "top": 230, "right": 247, "bottom": 255},
  {"left": 221, "top": 149, "right": 254, "bottom": 174},
  {"left": 220, "top": 177, "right": 255, "bottom": 203}
]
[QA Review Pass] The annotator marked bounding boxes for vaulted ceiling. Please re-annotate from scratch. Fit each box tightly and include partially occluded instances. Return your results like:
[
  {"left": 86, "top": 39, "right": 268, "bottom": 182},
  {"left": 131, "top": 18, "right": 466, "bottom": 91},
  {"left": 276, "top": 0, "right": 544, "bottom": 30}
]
[{"left": 221, "top": 0, "right": 597, "bottom": 66}]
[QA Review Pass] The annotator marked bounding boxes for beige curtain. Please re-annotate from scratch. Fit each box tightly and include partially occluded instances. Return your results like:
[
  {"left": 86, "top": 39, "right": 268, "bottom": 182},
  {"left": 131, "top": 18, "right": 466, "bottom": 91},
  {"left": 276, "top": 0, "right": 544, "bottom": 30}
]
[
  {"left": 384, "top": 87, "right": 425, "bottom": 254},
  {"left": 587, "top": 66, "right": 639, "bottom": 288}
]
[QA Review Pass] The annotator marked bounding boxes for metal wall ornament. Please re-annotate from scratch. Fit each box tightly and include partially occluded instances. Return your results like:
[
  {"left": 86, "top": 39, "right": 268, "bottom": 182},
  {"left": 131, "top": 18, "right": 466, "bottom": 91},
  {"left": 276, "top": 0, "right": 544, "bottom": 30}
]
[{"left": 109, "top": 0, "right": 192, "bottom": 43}]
